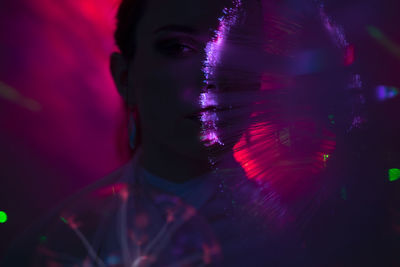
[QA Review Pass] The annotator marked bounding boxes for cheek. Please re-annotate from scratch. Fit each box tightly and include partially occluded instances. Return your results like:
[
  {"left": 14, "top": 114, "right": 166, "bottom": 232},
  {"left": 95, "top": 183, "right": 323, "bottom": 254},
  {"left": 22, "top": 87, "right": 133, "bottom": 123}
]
[
  {"left": 132, "top": 53, "right": 204, "bottom": 138},
  {"left": 136, "top": 64, "right": 180, "bottom": 124}
]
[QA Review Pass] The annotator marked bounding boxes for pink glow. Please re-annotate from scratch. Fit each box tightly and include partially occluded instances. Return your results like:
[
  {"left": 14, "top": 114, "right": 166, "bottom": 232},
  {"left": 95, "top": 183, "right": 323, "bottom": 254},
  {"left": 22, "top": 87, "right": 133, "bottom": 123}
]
[
  {"left": 233, "top": 119, "right": 337, "bottom": 210},
  {"left": 344, "top": 44, "right": 355, "bottom": 66},
  {"left": 0, "top": 0, "right": 125, "bottom": 188},
  {"left": 95, "top": 183, "right": 128, "bottom": 198}
]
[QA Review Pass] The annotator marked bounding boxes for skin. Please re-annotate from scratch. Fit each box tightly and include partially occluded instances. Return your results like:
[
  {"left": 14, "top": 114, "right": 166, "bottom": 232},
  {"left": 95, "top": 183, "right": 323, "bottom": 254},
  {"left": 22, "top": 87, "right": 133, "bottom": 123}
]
[{"left": 111, "top": 0, "right": 233, "bottom": 182}]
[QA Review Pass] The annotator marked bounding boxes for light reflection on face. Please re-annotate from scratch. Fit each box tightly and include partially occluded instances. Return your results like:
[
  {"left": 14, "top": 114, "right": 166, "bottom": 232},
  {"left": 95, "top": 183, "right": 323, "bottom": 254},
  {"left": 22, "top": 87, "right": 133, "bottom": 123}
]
[
  {"left": 201, "top": 0, "right": 242, "bottom": 149},
  {"left": 127, "top": 0, "right": 232, "bottom": 162}
]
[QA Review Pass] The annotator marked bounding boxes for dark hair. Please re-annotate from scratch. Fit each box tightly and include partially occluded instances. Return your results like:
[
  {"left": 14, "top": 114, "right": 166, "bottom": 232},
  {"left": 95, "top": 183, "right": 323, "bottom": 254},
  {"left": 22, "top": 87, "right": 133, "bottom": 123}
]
[
  {"left": 114, "top": 0, "right": 145, "bottom": 59},
  {"left": 114, "top": 0, "right": 146, "bottom": 157}
]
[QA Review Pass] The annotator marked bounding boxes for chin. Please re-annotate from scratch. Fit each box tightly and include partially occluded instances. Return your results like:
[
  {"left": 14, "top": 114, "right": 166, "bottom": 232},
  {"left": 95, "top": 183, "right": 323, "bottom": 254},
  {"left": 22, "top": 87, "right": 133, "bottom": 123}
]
[{"left": 177, "top": 141, "right": 210, "bottom": 162}]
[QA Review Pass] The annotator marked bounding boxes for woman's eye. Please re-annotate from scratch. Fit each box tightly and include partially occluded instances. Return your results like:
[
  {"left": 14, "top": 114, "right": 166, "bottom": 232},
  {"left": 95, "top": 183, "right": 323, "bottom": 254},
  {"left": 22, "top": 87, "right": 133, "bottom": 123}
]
[{"left": 155, "top": 39, "right": 198, "bottom": 58}]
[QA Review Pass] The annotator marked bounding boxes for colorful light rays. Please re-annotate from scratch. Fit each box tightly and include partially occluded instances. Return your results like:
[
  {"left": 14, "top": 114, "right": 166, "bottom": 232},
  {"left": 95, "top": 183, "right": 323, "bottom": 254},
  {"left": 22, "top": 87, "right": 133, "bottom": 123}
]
[
  {"left": 389, "top": 168, "right": 400, "bottom": 182},
  {"left": 48, "top": 186, "right": 217, "bottom": 266},
  {"left": 0, "top": 211, "right": 8, "bottom": 223}
]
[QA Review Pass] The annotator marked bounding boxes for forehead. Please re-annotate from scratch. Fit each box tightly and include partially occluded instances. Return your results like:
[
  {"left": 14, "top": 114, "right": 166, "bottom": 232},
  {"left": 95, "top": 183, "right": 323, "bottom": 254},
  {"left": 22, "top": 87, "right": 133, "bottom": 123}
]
[{"left": 138, "top": 0, "right": 233, "bottom": 35}]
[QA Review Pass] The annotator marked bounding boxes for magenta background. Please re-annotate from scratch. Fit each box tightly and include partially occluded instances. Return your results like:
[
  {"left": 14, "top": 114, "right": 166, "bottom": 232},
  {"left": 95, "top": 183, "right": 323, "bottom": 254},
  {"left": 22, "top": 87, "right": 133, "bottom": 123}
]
[{"left": 0, "top": 0, "right": 129, "bottom": 256}]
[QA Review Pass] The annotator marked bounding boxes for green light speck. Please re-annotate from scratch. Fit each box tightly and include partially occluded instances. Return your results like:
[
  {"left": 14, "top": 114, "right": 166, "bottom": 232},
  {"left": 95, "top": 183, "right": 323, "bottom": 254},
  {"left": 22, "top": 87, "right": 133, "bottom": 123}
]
[
  {"left": 60, "top": 216, "right": 68, "bottom": 224},
  {"left": 389, "top": 168, "right": 400, "bottom": 182},
  {"left": 0, "top": 211, "right": 7, "bottom": 223},
  {"left": 367, "top": 26, "right": 384, "bottom": 39}
]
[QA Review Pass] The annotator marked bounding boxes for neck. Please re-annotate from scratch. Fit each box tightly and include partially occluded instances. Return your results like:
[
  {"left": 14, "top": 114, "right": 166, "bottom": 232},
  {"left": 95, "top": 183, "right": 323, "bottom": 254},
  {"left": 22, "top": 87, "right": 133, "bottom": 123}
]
[{"left": 137, "top": 142, "right": 213, "bottom": 183}]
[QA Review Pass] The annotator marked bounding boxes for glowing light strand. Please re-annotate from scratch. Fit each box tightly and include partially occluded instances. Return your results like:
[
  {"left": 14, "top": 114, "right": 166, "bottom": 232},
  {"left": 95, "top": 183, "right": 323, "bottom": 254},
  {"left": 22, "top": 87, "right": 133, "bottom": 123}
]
[
  {"left": 319, "top": 4, "right": 348, "bottom": 49},
  {"left": 200, "top": 0, "right": 242, "bottom": 147},
  {"left": 60, "top": 215, "right": 107, "bottom": 267},
  {"left": 56, "top": 187, "right": 203, "bottom": 266}
]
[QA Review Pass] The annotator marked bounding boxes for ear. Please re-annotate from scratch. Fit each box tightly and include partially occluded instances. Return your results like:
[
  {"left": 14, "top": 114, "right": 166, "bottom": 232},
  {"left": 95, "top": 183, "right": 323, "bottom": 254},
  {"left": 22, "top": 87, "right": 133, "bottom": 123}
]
[{"left": 110, "top": 52, "right": 135, "bottom": 106}]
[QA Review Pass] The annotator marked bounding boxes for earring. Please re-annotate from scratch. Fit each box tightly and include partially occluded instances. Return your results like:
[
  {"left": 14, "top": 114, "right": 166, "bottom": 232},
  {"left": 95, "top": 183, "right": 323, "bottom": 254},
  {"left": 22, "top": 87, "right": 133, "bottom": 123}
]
[{"left": 129, "top": 112, "right": 136, "bottom": 150}]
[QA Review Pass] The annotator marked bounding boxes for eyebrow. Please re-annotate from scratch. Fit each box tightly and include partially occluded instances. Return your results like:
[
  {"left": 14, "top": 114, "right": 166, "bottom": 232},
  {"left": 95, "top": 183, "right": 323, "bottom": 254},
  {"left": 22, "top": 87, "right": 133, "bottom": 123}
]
[{"left": 153, "top": 25, "right": 199, "bottom": 35}]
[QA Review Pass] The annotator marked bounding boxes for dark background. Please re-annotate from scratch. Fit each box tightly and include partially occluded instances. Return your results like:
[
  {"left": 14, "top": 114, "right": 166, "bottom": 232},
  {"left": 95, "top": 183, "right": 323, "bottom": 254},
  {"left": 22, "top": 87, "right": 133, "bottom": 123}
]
[{"left": 0, "top": 0, "right": 399, "bottom": 263}]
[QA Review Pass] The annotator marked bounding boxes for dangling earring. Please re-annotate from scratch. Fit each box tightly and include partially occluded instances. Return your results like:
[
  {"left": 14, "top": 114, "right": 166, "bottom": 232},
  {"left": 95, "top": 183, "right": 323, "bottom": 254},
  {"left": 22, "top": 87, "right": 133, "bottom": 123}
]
[{"left": 129, "top": 112, "right": 137, "bottom": 150}]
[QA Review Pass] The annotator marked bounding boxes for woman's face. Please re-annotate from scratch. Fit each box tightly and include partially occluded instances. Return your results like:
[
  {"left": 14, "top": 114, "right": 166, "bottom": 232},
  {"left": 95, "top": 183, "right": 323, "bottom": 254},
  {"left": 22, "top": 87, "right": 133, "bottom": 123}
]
[{"left": 126, "top": 0, "right": 232, "bottom": 162}]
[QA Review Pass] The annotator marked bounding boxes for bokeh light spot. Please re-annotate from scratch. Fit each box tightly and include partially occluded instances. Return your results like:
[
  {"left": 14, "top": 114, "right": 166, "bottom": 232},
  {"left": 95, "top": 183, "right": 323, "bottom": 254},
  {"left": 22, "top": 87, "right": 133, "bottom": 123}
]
[
  {"left": 328, "top": 115, "right": 336, "bottom": 125},
  {"left": 389, "top": 168, "right": 400, "bottom": 182},
  {"left": 376, "top": 85, "right": 399, "bottom": 102},
  {"left": 367, "top": 26, "right": 384, "bottom": 39},
  {"left": 39, "top": 235, "right": 47, "bottom": 243},
  {"left": 367, "top": 26, "right": 400, "bottom": 59},
  {"left": 0, "top": 211, "right": 8, "bottom": 223},
  {"left": 344, "top": 44, "right": 355, "bottom": 66},
  {"left": 60, "top": 216, "right": 68, "bottom": 224},
  {"left": 341, "top": 187, "right": 347, "bottom": 200}
]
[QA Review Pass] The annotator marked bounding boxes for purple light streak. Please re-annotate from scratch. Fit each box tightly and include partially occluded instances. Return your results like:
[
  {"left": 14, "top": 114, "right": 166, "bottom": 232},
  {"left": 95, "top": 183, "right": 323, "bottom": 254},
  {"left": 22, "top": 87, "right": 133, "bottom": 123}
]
[
  {"left": 200, "top": 0, "right": 242, "bottom": 147},
  {"left": 319, "top": 4, "right": 348, "bottom": 49}
]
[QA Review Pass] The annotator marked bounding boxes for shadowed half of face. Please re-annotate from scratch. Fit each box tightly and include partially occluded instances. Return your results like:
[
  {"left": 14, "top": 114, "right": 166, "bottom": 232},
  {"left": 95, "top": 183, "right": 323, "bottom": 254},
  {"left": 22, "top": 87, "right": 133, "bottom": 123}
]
[{"left": 111, "top": 0, "right": 241, "bottom": 180}]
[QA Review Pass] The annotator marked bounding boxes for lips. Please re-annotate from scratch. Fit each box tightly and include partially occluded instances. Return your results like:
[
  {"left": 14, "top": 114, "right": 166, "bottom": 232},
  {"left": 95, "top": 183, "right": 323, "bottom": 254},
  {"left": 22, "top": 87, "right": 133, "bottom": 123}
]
[
  {"left": 185, "top": 113, "right": 201, "bottom": 121},
  {"left": 185, "top": 106, "right": 235, "bottom": 127},
  {"left": 184, "top": 111, "right": 203, "bottom": 126},
  {"left": 187, "top": 105, "right": 236, "bottom": 118},
  {"left": 185, "top": 106, "right": 216, "bottom": 120}
]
